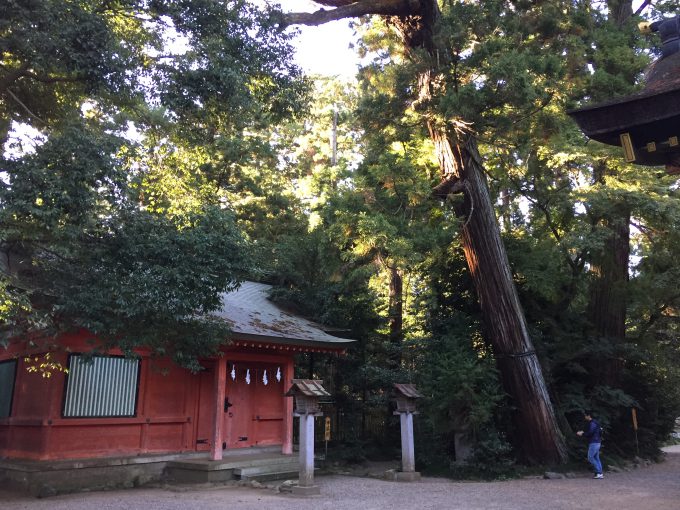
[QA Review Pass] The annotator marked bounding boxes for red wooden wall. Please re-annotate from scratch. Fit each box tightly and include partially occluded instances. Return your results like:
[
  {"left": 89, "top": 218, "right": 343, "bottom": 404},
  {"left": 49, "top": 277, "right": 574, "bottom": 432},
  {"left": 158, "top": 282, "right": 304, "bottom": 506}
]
[{"left": 0, "top": 332, "right": 295, "bottom": 461}]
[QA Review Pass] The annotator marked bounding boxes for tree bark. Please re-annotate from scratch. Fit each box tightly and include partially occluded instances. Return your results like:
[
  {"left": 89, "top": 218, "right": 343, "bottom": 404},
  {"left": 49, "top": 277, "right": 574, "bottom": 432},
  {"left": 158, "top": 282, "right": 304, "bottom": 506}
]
[
  {"left": 587, "top": 163, "right": 630, "bottom": 387},
  {"left": 583, "top": 0, "right": 634, "bottom": 387},
  {"left": 388, "top": 264, "right": 403, "bottom": 369},
  {"left": 439, "top": 132, "right": 567, "bottom": 464},
  {"left": 285, "top": 0, "right": 568, "bottom": 464}
]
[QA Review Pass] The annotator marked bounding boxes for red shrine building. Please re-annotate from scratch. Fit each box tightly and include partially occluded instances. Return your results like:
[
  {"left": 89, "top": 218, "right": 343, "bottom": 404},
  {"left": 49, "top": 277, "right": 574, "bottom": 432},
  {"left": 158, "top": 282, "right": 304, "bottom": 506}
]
[{"left": 0, "top": 281, "right": 353, "bottom": 464}]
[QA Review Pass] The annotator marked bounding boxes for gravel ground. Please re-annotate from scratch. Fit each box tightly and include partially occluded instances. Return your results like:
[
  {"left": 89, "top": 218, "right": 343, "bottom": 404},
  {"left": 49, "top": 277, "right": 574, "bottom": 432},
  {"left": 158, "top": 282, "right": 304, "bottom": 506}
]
[{"left": 3, "top": 446, "right": 679, "bottom": 510}]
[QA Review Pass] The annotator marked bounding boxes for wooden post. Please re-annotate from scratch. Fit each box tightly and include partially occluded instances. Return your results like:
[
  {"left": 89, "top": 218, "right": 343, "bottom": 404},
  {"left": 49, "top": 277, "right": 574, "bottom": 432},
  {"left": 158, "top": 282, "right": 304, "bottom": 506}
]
[
  {"left": 632, "top": 408, "right": 639, "bottom": 456},
  {"left": 210, "top": 357, "right": 226, "bottom": 461},
  {"left": 282, "top": 359, "right": 294, "bottom": 455}
]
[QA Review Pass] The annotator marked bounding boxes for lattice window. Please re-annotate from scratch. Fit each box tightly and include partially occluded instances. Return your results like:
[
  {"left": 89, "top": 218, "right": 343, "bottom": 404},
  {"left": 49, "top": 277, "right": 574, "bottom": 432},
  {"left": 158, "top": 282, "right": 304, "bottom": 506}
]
[
  {"left": 0, "top": 360, "right": 17, "bottom": 418},
  {"left": 63, "top": 355, "right": 140, "bottom": 418}
]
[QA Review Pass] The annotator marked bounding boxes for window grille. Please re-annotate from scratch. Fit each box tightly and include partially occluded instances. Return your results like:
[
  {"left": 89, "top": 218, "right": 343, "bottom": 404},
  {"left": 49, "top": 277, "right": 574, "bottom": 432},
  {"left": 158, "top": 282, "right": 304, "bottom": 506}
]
[
  {"left": 0, "top": 360, "right": 17, "bottom": 418},
  {"left": 63, "top": 355, "right": 140, "bottom": 418}
]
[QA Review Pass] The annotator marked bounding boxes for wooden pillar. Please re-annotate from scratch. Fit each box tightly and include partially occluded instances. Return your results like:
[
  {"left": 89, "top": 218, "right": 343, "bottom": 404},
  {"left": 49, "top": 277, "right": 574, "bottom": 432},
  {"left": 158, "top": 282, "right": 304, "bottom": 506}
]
[
  {"left": 43, "top": 351, "right": 69, "bottom": 460},
  {"left": 282, "top": 358, "right": 294, "bottom": 455},
  {"left": 139, "top": 358, "right": 150, "bottom": 453},
  {"left": 210, "top": 357, "right": 226, "bottom": 461}
]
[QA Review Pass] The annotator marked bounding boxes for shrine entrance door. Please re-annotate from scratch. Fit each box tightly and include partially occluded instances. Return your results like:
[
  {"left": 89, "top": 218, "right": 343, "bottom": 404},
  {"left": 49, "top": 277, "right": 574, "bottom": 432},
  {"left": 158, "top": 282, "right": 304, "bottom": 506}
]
[{"left": 223, "top": 361, "right": 284, "bottom": 448}]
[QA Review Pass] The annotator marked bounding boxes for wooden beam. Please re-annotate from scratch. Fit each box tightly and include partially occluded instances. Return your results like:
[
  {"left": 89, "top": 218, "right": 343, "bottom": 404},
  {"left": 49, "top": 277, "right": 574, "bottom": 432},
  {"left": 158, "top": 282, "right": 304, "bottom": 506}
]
[{"left": 210, "top": 357, "right": 226, "bottom": 460}]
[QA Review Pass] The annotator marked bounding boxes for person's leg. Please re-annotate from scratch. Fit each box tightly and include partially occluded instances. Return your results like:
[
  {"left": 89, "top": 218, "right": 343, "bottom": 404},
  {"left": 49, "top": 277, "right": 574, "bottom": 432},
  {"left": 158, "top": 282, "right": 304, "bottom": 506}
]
[
  {"left": 588, "top": 443, "right": 603, "bottom": 476},
  {"left": 593, "top": 443, "right": 602, "bottom": 474}
]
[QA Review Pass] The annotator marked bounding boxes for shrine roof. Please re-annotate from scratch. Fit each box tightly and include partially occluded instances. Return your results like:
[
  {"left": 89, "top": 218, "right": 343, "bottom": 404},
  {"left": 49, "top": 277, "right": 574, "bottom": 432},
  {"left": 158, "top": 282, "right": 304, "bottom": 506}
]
[
  {"left": 285, "top": 379, "right": 331, "bottom": 397},
  {"left": 567, "top": 51, "right": 680, "bottom": 158},
  {"left": 394, "top": 383, "right": 423, "bottom": 399},
  {"left": 215, "top": 281, "right": 355, "bottom": 350}
]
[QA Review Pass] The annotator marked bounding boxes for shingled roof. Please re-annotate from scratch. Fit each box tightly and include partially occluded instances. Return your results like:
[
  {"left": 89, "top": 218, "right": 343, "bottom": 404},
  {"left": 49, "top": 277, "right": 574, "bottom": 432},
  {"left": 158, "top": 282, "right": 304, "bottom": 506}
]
[{"left": 214, "top": 281, "right": 355, "bottom": 350}]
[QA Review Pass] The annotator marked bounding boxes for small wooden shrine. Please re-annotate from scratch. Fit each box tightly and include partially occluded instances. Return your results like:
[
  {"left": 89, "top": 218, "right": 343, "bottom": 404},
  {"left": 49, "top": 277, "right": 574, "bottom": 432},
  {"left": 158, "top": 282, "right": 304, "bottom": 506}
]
[{"left": 0, "top": 282, "right": 354, "bottom": 463}]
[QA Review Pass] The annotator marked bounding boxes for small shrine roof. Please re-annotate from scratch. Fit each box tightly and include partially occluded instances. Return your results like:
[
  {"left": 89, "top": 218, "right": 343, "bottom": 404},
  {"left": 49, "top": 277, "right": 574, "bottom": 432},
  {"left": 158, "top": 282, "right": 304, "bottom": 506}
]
[
  {"left": 215, "top": 281, "right": 355, "bottom": 350},
  {"left": 394, "top": 383, "right": 423, "bottom": 399},
  {"left": 285, "top": 379, "right": 331, "bottom": 397}
]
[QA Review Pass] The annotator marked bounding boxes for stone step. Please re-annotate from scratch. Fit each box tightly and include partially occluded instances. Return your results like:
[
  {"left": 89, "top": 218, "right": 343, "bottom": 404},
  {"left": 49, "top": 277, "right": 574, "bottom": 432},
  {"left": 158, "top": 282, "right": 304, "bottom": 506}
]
[
  {"left": 165, "top": 452, "right": 299, "bottom": 484},
  {"left": 165, "top": 465, "right": 235, "bottom": 484},
  {"left": 236, "top": 469, "right": 301, "bottom": 482},
  {"left": 233, "top": 460, "right": 299, "bottom": 479},
  {"left": 167, "top": 454, "right": 297, "bottom": 471}
]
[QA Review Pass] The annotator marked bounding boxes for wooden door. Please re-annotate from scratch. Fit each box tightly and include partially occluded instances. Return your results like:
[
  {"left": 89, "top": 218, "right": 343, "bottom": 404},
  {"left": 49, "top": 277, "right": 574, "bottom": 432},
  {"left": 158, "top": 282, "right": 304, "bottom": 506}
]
[
  {"left": 223, "top": 362, "right": 284, "bottom": 448},
  {"left": 224, "top": 364, "right": 252, "bottom": 447},
  {"left": 251, "top": 364, "right": 284, "bottom": 445},
  {"left": 194, "top": 368, "right": 214, "bottom": 451}
]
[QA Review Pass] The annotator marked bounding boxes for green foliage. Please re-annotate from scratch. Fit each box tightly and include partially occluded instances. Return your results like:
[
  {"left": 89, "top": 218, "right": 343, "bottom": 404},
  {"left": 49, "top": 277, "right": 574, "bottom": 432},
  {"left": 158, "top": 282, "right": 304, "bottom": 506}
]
[
  {"left": 3, "top": 0, "right": 678, "bottom": 470},
  {"left": 0, "top": 119, "right": 253, "bottom": 368},
  {"left": 416, "top": 332, "right": 503, "bottom": 438},
  {"left": 0, "top": 0, "right": 150, "bottom": 137},
  {"left": 448, "top": 429, "right": 516, "bottom": 480},
  {"left": 403, "top": 294, "right": 515, "bottom": 476},
  {"left": 0, "top": 0, "right": 309, "bottom": 368}
]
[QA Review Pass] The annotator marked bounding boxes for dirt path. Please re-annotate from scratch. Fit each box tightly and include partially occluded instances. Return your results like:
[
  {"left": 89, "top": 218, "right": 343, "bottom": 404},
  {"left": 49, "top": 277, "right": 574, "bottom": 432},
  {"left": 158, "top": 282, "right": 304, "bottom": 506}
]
[{"left": 3, "top": 447, "right": 680, "bottom": 510}]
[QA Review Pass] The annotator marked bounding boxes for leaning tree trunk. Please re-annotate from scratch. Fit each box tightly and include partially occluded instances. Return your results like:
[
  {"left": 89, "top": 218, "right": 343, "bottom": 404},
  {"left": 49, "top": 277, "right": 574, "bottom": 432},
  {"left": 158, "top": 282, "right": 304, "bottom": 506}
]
[
  {"left": 389, "top": 0, "right": 567, "bottom": 465},
  {"left": 434, "top": 129, "right": 567, "bottom": 464},
  {"left": 285, "top": 0, "right": 568, "bottom": 464}
]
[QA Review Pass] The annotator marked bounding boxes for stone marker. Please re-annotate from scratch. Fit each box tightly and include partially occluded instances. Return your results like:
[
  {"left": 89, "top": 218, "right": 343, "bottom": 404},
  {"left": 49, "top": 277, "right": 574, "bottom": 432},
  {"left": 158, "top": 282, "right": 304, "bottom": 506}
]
[
  {"left": 387, "top": 383, "right": 422, "bottom": 482},
  {"left": 285, "top": 379, "right": 330, "bottom": 496}
]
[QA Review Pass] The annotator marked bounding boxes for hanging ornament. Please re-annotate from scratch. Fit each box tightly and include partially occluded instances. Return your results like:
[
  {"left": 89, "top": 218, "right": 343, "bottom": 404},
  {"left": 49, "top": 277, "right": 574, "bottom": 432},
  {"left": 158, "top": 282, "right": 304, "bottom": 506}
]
[
  {"left": 230, "top": 364, "right": 236, "bottom": 381},
  {"left": 276, "top": 366, "right": 281, "bottom": 382},
  {"left": 245, "top": 369, "right": 251, "bottom": 385},
  {"left": 263, "top": 369, "right": 268, "bottom": 386}
]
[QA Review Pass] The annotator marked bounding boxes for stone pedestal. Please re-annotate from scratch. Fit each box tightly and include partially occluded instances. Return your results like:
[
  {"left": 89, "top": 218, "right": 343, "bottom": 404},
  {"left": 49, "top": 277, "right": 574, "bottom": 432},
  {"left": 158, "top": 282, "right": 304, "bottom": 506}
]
[{"left": 384, "top": 469, "right": 422, "bottom": 482}]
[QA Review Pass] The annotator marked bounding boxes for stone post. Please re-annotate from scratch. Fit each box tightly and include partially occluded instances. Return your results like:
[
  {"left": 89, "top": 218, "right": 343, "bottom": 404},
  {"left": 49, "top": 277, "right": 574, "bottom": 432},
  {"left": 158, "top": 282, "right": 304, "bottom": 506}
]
[
  {"left": 399, "top": 412, "right": 416, "bottom": 473},
  {"left": 298, "top": 413, "right": 316, "bottom": 489},
  {"left": 285, "top": 379, "right": 330, "bottom": 496},
  {"left": 387, "top": 383, "right": 422, "bottom": 482}
]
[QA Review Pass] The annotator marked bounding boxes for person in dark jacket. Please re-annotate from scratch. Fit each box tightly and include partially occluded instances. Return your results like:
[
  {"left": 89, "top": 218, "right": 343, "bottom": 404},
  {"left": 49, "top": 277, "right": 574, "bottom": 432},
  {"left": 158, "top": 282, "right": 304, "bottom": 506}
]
[{"left": 577, "top": 410, "right": 604, "bottom": 479}]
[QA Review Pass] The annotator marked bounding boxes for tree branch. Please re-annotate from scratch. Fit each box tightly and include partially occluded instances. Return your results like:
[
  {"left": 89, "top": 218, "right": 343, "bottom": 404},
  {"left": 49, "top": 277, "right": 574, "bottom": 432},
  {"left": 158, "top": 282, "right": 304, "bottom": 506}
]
[
  {"left": 431, "top": 176, "right": 464, "bottom": 198},
  {"left": 282, "top": 0, "right": 421, "bottom": 27},
  {"left": 0, "top": 64, "right": 29, "bottom": 93},
  {"left": 635, "top": 0, "right": 653, "bottom": 16},
  {"left": 4, "top": 88, "right": 47, "bottom": 125},
  {"left": 24, "top": 70, "right": 84, "bottom": 85}
]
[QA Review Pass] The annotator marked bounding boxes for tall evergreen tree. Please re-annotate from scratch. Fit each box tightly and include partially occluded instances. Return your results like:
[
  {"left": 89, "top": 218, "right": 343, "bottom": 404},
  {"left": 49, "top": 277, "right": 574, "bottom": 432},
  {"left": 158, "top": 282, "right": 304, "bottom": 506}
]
[{"left": 284, "top": 0, "right": 568, "bottom": 464}]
